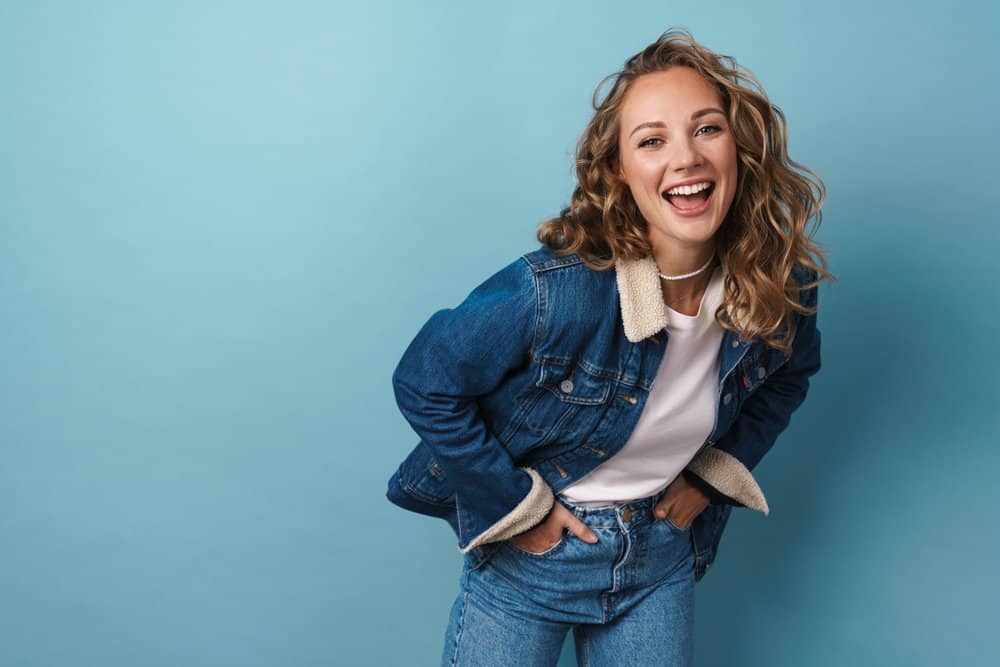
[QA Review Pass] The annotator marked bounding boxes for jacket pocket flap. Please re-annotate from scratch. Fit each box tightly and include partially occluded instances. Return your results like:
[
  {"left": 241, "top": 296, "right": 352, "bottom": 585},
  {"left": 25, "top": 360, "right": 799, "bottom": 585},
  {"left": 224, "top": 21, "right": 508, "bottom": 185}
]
[{"left": 537, "top": 359, "right": 612, "bottom": 405}]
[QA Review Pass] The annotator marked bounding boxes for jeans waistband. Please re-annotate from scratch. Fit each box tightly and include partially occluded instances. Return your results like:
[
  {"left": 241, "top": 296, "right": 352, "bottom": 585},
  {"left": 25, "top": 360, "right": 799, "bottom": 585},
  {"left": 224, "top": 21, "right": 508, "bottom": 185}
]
[{"left": 557, "top": 488, "right": 667, "bottom": 520}]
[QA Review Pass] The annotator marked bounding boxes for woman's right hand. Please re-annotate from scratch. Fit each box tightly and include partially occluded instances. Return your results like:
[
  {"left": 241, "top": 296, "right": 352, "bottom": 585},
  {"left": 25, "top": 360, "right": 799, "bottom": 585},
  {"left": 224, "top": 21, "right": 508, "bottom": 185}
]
[{"left": 507, "top": 501, "right": 599, "bottom": 554}]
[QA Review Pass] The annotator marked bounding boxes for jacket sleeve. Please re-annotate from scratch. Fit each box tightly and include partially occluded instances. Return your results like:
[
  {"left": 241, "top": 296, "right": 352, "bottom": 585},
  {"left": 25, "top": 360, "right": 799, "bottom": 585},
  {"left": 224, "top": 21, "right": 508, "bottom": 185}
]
[
  {"left": 683, "top": 266, "right": 822, "bottom": 514},
  {"left": 391, "top": 256, "right": 555, "bottom": 553}
]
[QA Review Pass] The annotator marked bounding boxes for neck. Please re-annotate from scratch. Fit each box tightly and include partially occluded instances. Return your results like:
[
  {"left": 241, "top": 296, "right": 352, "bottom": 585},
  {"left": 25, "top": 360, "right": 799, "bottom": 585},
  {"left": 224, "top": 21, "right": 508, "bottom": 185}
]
[
  {"left": 652, "top": 244, "right": 717, "bottom": 304},
  {"left": 650, "top": 238, "right": 716, "bottom": 274}
]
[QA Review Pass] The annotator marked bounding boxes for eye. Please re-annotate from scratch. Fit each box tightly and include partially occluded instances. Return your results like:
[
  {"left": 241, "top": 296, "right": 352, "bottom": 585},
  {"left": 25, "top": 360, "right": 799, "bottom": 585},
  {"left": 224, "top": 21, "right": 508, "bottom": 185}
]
[
  {"left": 697, "top": 125, "right": 722, "bottom": 136},
  {"left": 638, "top": 137, "right": 662, "bottom": 148}
]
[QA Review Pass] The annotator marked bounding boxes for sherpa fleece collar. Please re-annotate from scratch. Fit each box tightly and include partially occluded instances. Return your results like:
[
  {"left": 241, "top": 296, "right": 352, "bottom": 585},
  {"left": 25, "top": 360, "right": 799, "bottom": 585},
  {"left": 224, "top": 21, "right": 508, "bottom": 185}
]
[{"left": 615, "top": 254, "right": 739, "bottom": 343}]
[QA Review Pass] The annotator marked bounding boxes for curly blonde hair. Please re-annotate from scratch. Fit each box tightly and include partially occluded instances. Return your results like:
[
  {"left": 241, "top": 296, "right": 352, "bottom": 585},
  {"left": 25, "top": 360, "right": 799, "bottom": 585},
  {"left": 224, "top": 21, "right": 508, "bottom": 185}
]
[{"left": 536, "top": 27, "right": 835, "bottom": 354}]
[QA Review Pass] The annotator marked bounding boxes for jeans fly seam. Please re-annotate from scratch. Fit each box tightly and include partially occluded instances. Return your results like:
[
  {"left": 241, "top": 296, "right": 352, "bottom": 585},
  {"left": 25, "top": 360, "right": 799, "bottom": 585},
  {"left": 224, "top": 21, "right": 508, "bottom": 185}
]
[{"left": 603, "top": 512, "right": 632, "bottom": 622}]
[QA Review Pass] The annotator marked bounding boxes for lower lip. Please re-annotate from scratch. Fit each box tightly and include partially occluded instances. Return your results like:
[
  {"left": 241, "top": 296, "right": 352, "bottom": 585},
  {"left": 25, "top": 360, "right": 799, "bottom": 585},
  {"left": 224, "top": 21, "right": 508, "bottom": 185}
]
[{"left": 663, "top": 185, "right": 715, "bottom": 218}]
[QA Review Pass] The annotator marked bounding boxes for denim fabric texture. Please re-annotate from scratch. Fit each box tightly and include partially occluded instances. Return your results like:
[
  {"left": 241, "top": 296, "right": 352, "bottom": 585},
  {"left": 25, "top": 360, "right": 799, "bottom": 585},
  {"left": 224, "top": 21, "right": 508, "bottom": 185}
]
[
  {"left": 387, "top": 243, "right": 821, "bottom": 579},
  {"left": 441, "top": 491, "right": 696, "bottom": 667}
]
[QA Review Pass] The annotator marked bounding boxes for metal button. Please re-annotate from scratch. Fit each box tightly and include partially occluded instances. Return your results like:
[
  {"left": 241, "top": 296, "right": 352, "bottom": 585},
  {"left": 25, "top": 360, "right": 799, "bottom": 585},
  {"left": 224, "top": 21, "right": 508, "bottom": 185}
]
[
  {"left": 757, "top": 366, "right": 766, "bottom": 380},
  {"left": 731, "top": 339, "right": 739, "bottom": 348},
  {"left": 560, "top": 379, "right": 574, "bottom": 393},
  {"left": 722, "top": 393, "right": 732, "bottom": 405}
]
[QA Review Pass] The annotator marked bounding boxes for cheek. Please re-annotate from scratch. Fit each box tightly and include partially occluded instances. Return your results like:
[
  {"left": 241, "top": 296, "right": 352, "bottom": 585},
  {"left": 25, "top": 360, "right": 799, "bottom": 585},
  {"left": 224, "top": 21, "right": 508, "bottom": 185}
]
[
  {"left": 621, "top": 163, "right": 660, "bottom": 194},
  {"left": 630, "top": 158, "right": 665, "bottom": 187}
]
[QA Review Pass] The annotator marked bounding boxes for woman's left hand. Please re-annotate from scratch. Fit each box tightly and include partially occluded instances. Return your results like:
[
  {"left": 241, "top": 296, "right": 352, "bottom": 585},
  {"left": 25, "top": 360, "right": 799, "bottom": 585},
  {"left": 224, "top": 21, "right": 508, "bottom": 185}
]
[{"left": 654, "top": 474, "right": 711, "bottom": 529}]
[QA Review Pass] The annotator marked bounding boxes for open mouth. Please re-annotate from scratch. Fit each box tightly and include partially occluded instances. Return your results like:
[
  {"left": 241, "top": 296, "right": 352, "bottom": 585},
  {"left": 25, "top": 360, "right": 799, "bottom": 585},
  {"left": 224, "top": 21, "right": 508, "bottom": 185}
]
[{"left": 662, "top": 182, "right": 716, "bottom": 215}]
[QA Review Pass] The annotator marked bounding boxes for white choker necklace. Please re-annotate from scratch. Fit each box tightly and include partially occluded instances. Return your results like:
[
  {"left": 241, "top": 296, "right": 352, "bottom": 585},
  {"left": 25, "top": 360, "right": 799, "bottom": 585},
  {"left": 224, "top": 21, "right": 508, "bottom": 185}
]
[{"left": 657, "top": 254, "right": 716, "bottom": 281}]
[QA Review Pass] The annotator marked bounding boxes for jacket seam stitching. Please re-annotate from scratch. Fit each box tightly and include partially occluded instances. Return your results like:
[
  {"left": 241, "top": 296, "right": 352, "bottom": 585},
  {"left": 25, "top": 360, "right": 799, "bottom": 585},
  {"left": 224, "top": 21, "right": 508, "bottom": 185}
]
[
  {"left": 529, "top": 254, "right": 584, "bottom": 272},
  {"left": 521, "top": 256, "right": 542, "bottom": 356}
]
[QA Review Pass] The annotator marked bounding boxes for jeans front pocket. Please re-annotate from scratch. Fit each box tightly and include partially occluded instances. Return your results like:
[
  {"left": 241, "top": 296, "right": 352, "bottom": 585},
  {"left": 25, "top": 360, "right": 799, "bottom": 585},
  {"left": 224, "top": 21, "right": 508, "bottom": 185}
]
[
  {"left": 660, "top": 514, "right": 691, "bottom": 534},
  {"left": 501, "top": 528, "right": 570, "bottom": 558}
]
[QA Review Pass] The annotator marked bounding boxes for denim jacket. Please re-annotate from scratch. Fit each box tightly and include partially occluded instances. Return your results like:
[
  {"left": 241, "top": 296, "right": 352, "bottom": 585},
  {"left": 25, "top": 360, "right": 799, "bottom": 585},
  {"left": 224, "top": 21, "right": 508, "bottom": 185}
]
[{"left": 386, "top": 244, "right": 821, "bottom": 581}]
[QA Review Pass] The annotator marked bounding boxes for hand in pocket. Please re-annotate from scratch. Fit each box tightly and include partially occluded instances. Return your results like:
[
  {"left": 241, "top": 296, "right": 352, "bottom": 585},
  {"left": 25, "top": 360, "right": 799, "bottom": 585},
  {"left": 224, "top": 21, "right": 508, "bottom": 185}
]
[{"left": 508, "top": 501, "right": 599, "bottom": 554}]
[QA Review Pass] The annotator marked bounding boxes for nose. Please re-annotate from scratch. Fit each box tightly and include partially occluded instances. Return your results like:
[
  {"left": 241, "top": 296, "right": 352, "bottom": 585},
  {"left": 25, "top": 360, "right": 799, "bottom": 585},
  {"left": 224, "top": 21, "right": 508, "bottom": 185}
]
[{"left": 670, "top": 137, "right": 704, "bottom": 171}]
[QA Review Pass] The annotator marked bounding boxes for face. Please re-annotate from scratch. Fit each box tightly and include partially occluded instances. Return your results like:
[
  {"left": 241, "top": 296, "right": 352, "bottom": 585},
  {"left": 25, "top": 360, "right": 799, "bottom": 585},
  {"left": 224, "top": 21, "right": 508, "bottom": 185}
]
[{"left": 616, "top": 66, "right": 738, "bottom": 255}]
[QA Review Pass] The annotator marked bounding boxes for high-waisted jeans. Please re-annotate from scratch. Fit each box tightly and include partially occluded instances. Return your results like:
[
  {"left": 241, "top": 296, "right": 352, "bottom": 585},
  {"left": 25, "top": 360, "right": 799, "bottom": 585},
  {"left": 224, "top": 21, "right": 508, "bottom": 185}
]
[{"left": 440, "top": 489, "right": 696, "bottom": 666}]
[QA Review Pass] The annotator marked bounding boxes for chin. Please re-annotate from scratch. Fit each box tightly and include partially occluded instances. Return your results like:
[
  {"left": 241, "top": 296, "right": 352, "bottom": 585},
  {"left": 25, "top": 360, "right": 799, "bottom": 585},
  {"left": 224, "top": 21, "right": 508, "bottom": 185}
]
[{"left": 664, "top": 218, "right": 723, "bottom": 240}]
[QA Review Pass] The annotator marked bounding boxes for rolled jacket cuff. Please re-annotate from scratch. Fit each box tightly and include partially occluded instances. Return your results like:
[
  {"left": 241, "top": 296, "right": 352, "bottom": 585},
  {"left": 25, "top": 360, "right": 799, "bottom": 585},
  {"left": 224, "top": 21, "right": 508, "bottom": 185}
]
[
  {"left": 681, "top": 468, "right": 738, "bottom": 506},
  {"left": 458, "top": 466, "right": 555, "bottom": 554},
  {"left": 684, "top": 447, "right": 770, "bottom": 515}
]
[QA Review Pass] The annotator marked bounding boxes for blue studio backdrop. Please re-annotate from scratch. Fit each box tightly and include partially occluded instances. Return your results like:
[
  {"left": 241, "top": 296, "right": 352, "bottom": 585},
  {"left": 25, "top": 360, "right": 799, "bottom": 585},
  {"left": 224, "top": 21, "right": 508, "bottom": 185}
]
[{"left": 1, "top": 1, "right": 997, "bottom": 665}]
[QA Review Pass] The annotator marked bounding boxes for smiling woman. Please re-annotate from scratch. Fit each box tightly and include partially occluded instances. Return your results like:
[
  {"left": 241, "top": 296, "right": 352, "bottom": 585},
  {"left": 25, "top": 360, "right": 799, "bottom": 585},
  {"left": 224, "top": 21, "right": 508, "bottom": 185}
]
[
  {"left": 616, "top": 67, "right": 739, "bottom": 250},
  {"left": 538, "top": 30, "right": 834, "bottom": 351},
  {"left": 388, "top": 26, "right": 833, "bottom": 667}
]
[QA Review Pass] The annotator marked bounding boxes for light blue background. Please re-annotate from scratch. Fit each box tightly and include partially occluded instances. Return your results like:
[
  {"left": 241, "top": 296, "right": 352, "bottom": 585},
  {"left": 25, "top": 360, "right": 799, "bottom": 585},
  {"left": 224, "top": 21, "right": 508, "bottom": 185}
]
[{"left": 2, "top": 1, "right": 997, "bottom": 665}]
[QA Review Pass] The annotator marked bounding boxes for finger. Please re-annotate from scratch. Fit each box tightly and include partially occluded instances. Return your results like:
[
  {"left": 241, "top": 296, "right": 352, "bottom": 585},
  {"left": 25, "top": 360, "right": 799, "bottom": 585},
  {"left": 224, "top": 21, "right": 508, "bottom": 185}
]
[
  {"left": 569, "top": 516, "right": 599, "bottom": 543},
  {"left": 653, "top": 501, "right": 669, "bottom": 519}
]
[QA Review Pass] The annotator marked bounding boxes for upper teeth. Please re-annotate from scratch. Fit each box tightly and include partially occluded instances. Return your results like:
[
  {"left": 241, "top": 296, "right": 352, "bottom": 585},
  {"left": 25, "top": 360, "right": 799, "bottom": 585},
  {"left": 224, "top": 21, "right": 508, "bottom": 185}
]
[{"left": 665, "top": 182, "right": 712, "bottom": 196}]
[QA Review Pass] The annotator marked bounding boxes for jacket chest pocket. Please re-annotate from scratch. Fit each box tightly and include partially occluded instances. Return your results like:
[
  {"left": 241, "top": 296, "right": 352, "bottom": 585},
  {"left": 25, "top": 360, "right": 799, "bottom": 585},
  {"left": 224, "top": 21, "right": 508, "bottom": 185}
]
[{"left": 516, "top": 358, "right": 614, "bottom": 445}]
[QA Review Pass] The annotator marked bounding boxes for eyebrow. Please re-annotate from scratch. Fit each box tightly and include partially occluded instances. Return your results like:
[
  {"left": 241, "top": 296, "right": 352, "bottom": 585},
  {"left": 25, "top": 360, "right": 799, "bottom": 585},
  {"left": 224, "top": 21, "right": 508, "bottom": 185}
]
[{"left": 628, "top": 107, "right": 726, "bottom": 138}]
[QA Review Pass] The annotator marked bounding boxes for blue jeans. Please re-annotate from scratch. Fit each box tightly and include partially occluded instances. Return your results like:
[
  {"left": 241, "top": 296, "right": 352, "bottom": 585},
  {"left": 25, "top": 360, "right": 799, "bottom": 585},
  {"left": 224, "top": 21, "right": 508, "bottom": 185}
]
[{"left": 440, "top": 489, "right": 696, "bottom": 666}]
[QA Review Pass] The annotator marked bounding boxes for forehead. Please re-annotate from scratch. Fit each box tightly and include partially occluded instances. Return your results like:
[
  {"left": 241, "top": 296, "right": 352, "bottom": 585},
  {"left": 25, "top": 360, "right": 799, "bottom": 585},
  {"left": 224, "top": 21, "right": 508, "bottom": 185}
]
[{"left": 619, "top": 67, "right": 724, "bottom": 123}]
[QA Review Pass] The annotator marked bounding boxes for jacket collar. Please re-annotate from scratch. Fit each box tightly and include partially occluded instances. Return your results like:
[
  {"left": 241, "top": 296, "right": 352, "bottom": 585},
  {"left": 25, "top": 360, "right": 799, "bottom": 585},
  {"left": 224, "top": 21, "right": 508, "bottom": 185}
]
[
  {"left": 614, "top": 254, "right": 670, "bottom": 343},
  {"left": 614, "top": 254, "right": 741, "bottom": 343}
]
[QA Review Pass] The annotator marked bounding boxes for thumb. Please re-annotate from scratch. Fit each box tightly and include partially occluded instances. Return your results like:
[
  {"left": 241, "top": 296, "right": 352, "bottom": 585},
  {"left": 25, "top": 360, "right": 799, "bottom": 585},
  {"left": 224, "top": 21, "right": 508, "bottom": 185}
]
[{"left": 569, "top": 516, "right": 599, "bottom": 543}]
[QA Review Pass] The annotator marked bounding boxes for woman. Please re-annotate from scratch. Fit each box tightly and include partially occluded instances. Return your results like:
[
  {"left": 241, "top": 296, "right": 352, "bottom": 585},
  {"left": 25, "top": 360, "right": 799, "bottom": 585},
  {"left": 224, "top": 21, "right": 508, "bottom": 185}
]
[{"left": 387, "top": 28, "right": 834, "bottom": 666}]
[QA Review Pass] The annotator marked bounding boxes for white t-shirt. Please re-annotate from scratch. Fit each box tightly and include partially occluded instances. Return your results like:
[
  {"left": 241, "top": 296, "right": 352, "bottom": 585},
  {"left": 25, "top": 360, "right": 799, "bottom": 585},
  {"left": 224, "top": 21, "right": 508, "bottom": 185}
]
[{"left": 557, "top": 264, "right": 725, "bottom": 507}]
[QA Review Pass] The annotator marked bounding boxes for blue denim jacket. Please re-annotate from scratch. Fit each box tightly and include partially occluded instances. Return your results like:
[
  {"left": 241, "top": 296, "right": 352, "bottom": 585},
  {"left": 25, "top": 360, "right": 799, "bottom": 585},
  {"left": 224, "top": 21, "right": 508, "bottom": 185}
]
[{"left": 386, "top": 244, "right": 821, "bottom": 581}]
